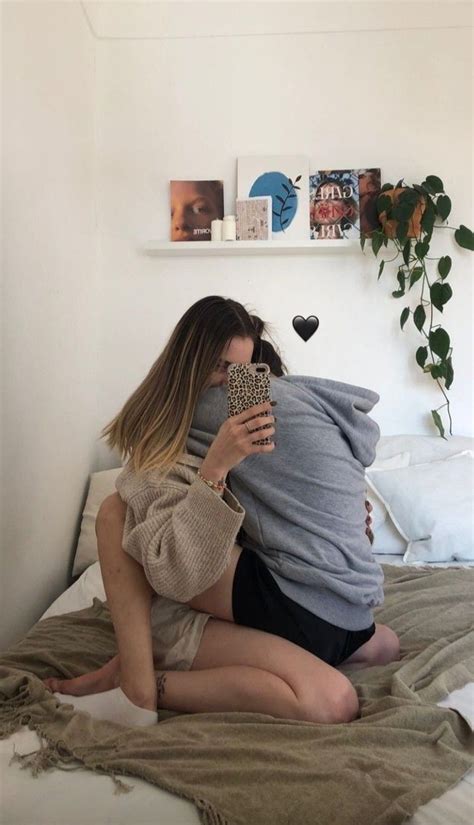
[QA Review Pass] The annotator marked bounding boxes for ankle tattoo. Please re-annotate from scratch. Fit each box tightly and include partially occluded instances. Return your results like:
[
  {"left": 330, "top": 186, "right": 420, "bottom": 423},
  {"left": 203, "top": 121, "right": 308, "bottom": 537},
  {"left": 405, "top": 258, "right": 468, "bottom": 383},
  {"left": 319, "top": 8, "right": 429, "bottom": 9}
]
[{"left": 156, "top": 672, "right": 167, "bottom": 705}]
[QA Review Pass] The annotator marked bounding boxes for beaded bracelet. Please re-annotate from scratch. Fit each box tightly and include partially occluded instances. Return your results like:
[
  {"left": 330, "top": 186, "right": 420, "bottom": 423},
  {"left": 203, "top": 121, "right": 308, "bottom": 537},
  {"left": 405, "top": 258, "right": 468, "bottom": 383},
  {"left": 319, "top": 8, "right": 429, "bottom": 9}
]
[{"left": 197, "top": 469, "right": 227, "bottom": 493}]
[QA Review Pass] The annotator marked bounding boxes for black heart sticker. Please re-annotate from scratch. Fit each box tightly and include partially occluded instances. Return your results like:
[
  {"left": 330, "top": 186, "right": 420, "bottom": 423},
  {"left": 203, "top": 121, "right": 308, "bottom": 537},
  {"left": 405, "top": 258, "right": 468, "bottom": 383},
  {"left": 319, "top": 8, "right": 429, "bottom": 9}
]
[{"left": 292, "top": 315, "right": 320, "bottom": 342}]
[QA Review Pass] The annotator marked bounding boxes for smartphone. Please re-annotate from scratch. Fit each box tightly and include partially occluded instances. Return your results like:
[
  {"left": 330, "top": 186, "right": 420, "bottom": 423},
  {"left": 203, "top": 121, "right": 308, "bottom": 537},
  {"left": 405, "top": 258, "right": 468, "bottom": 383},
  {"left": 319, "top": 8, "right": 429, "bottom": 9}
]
[{"left": 227, "top": 362, "right": 273, "bottom": 446}]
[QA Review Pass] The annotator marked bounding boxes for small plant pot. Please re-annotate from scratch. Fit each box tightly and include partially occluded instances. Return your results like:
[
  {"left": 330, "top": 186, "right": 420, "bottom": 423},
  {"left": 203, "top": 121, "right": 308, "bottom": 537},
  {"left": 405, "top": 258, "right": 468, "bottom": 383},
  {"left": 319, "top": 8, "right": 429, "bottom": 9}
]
[{"left": 379, "top": 187, "right": 427, "bottom": 239}]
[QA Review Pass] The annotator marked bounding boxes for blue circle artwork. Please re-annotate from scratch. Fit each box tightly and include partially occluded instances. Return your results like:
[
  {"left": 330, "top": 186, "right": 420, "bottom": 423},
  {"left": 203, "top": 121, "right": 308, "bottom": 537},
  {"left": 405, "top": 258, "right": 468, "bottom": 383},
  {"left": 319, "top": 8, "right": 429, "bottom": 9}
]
[{"left": 249, "top": 172, "right": 298, "bottom": 234}]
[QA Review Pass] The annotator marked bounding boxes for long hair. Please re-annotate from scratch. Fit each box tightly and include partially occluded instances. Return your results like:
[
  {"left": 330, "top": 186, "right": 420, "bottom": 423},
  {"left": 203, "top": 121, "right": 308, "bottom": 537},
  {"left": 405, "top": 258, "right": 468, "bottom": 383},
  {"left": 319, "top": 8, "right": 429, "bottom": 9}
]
[{"left": 100, "top": 296, "right": 288, "bottom": 477}]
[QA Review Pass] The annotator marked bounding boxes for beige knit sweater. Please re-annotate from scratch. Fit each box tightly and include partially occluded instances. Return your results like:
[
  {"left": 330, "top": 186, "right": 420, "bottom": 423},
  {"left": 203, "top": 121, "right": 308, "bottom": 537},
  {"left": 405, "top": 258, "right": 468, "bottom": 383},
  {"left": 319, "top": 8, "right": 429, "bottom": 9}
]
[{"left": 114, "top": 452, "right": 245, "bottom": 602}]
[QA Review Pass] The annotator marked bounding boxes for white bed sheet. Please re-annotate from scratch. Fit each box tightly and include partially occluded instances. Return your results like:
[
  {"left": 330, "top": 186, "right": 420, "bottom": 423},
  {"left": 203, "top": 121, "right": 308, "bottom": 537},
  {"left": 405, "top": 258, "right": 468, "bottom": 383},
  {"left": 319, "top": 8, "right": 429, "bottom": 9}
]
[{"left": 1, "top": 556, "right": 473, "bottom": 825}]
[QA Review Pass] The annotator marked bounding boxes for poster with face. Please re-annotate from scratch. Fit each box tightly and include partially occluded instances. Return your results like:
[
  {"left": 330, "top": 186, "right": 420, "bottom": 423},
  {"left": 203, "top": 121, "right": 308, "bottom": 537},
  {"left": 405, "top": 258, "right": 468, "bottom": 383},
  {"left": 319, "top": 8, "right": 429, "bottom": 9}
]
[
  {"left": 170, "top": 180, "right": 224, "bottom": 241},
  {"left": 237, "top": 156, "right": 310, "bottom": 241},
  {"left": 309, "top": 170, "right": 360, "bottom": 240}
]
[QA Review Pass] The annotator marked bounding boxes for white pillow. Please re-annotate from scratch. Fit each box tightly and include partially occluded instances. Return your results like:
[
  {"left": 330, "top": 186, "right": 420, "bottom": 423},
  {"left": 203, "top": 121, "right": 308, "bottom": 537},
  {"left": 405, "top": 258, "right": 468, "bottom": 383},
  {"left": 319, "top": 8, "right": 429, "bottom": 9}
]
[
  {"left": 375, "top": 434, "right": 473, "bottom": 465},
  {"left": 72, "top": 467, "right": 123, "bottom": 578},
  {"left": 42, "top": 562, "right": 106, "bottom": 620},
  {"left": 365, "top": 453, "right": 410, "bottom": 554},
  {"left": 365, "top": 451, "right": 474, "bottom": 563}
]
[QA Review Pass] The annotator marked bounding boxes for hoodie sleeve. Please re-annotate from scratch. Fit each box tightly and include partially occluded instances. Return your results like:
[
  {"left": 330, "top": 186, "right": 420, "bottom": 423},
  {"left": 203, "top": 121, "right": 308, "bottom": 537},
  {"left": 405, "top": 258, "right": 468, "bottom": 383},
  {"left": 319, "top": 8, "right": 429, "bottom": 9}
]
[{"left": 280, "top": 374, "right": 381, "bottom": 467}]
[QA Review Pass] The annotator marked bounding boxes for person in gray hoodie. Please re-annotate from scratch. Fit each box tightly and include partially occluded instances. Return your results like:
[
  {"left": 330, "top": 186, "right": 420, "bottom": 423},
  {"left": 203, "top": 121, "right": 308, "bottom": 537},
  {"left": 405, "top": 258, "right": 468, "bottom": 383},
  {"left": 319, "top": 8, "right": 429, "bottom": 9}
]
[{"left": 186, "top": 373, "right": 385, "bottom": 634}]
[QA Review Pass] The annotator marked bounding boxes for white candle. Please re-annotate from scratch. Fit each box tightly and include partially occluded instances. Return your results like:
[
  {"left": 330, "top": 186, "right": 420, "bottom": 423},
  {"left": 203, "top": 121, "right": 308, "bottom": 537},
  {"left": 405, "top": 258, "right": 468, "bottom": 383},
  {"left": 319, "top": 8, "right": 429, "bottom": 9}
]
[
  {"left": 211, "top": 219, "right": 223, "bottom": 241},
  {"left": 222, "top": 215, "right": 236, "bottom": 241}
]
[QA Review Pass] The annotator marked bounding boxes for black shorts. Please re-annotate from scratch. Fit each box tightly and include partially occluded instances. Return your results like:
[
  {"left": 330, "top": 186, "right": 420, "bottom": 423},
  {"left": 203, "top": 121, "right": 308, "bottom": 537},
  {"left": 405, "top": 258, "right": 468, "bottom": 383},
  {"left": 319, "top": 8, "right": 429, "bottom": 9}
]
[{"left": 231, "top": 545, "right": 376, "bottom": 668}]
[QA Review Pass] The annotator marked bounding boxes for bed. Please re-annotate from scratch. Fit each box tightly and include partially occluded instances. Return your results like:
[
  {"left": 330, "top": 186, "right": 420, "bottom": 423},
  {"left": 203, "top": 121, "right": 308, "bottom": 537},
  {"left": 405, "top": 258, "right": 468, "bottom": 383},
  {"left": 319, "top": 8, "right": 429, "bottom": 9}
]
[{"left": 1, "top": 434, "right": 473, "bottom": 825}]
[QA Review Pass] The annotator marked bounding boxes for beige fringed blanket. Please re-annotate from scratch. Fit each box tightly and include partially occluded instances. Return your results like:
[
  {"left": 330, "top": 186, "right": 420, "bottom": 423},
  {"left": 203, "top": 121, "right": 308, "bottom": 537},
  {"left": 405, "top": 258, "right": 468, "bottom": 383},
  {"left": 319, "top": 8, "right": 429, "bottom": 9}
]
[{"left": 1, "top": 563, "right": 473, "bottom": 825}]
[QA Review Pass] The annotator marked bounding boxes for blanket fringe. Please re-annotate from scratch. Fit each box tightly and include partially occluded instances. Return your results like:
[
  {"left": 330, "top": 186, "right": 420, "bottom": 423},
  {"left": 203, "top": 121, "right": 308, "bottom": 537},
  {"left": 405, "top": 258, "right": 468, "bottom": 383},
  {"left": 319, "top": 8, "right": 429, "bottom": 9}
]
[
  {"left": 197, "top": 797, "right": 231, "bottom": 825},
  {"left": 8, "top": 736, "right": 135, "bottom": 794}
]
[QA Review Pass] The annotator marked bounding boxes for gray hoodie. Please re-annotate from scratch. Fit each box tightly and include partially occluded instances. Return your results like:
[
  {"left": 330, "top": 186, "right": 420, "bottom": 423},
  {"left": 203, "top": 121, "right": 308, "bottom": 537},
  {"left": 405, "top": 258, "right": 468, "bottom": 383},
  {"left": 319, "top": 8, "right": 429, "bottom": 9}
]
[{"left": 186, "top": 374, "right": 385, "bottom": 631}]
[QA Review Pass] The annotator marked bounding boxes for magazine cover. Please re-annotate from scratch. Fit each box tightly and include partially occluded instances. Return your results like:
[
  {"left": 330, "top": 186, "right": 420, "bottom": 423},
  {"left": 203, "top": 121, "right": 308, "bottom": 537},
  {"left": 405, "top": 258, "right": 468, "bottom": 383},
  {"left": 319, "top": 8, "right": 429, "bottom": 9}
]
[
  {"left": 309, "top": 169, "right": 360, "bottom": 240},
  {"left": 237, "top": 156, "right": 310, "bottom": 241},
  {"left": 170, "top": 180, "right": 224, "bottom": 241},
  {"left": 358, "top": 168, "right": 382, "bottom": 237},
  {"left": 236, "top": 196, "right": 272, "bottom": 240}
]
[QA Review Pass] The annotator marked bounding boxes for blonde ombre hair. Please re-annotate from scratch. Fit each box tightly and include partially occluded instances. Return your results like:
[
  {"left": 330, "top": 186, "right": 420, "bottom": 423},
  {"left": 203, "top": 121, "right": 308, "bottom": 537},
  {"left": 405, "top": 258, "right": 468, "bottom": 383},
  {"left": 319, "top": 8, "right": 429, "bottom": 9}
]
[{"left": 100, "top": 296, "right": 288, "bottom": 477}]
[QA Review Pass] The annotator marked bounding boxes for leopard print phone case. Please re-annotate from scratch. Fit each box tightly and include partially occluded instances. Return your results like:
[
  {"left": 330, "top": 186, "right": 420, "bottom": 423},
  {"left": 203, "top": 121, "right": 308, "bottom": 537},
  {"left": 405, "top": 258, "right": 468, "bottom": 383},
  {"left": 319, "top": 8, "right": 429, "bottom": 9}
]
[{"left": 227, "top": 362, "right": 273, "bottom": 446}]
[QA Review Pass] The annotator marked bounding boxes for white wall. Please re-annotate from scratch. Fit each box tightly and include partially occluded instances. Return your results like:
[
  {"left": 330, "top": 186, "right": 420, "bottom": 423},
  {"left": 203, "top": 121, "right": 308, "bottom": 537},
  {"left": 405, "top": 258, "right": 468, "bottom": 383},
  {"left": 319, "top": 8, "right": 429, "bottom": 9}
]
[
  {"left": 93, "top": 0, "right": 473, "bottom": 477},
  {"left": 1, "top": 1, "right": 472, "bottom": 647},
  {"left": 1, "top": 2, "right": 99, "bottom": 648}
]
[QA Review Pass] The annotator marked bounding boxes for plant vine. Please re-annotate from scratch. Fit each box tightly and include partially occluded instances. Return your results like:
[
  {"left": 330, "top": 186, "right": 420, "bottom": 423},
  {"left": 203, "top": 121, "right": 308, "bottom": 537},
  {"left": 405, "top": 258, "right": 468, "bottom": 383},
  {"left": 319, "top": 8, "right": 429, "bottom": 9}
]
[{"left": 360, "top": 175, "right": 473, "bottom": 439}]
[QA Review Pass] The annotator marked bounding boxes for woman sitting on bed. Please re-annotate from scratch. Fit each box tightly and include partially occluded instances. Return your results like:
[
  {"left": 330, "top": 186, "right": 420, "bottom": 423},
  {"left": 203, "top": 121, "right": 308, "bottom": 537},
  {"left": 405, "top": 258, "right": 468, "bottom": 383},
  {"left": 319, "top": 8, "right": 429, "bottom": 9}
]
[{"left": 44, "top": 296, "right": 400, "bottom": 727}]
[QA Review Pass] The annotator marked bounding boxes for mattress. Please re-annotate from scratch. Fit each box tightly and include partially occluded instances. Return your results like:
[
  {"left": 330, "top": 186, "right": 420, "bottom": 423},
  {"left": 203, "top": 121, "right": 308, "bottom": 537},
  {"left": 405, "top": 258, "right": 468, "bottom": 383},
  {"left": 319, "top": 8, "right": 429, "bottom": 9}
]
[{"left": 1, "top": 555, "right": 473, "bottom": 825}]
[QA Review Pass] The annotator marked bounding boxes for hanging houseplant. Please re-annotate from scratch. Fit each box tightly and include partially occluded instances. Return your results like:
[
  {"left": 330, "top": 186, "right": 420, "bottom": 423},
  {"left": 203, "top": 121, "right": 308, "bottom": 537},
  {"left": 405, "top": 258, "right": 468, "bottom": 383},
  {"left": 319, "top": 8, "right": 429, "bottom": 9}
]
[{"left": 360, "top": 175, "right": 474, "bottom": 439}]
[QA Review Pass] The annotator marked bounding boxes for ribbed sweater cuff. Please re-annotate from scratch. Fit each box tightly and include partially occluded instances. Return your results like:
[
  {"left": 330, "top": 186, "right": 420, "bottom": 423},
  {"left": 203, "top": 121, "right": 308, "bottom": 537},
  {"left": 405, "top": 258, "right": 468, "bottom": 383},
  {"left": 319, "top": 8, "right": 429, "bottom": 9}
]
[{"left": 187, "top": 475, "right": 245, "bottom": 529}]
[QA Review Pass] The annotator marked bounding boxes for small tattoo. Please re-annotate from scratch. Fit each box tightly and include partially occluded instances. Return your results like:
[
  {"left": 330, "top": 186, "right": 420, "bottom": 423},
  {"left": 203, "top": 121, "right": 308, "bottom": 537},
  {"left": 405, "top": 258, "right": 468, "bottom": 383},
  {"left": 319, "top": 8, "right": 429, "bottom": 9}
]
[{"left": 156, "top": 672, "right": 167, "bottom": 705}]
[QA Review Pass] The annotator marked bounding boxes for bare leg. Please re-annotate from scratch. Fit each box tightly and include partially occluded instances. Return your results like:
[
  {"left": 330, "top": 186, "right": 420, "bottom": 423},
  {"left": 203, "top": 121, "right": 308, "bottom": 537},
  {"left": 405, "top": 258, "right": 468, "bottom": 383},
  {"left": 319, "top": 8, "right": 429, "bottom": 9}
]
[{"left": 94, "top": 497, "right": 157, "bottom": 709}]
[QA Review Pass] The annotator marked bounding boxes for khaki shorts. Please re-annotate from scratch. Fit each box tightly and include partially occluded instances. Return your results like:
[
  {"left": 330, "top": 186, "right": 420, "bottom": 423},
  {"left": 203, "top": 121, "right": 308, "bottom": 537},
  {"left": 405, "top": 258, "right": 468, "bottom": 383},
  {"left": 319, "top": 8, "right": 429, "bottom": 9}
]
[{"left": 150, "top": 594, "right": 213, "bottom": 672}]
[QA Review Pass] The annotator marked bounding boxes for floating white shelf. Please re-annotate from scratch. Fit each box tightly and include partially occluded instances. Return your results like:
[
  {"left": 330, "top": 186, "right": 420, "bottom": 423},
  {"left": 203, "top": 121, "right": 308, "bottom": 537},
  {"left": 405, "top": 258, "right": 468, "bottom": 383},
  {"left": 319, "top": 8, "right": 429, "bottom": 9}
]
[{"left": 143, "top": 239, "right": 359, "bottom": 256}]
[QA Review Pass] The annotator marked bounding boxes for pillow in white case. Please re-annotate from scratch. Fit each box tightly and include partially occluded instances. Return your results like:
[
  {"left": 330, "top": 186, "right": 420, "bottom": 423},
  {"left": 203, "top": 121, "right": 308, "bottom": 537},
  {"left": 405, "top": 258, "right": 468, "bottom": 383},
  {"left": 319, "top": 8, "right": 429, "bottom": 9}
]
[
  {"left": 365, "top": 451, "right": 474, "bottom": 563},
  {"left": 365, "top": 453, "right": 410, "bottom": 554},
  {"left": 72, "top": 467, "right": 123, "bottom": 578}
]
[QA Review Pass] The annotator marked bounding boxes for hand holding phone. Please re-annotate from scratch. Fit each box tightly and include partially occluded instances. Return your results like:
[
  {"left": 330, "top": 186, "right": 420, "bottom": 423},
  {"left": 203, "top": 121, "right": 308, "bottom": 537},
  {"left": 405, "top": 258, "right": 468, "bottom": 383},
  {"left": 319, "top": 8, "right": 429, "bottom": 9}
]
[{"left": 201, "top": 363, "right": 276, "bottom": 477}]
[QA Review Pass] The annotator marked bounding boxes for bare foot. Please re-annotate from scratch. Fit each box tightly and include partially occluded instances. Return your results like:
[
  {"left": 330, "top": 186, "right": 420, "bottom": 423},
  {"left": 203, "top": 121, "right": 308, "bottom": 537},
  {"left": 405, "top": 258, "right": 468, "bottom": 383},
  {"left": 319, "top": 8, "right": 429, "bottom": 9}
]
[
  {"left": 43, "top": 654, "right": 120, "bottom": 696},
  {"left": 43, "top": 655, "right": 158, "bottom": 713}
]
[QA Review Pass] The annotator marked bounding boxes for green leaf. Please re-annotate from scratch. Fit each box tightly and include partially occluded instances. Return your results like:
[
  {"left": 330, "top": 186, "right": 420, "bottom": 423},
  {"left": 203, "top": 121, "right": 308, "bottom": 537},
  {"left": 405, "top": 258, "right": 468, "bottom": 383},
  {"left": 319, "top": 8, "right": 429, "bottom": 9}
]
[
  {"left": 409, "top": 267, "right": 423, "bottom": 289},
  {"left": 396, "top": 269, "right": 405, "bottom": 290},
  {"left": 421, "top": 199, "right": 436, "bottom": 238},
  {"left": 360, "top": 235, "right": 366, "bottom": 251},
  {"left": 425, "top": 175, "right": 444, "bottom": 193},
  {"left": 454, "top": 225, "right": 474, "bottom": 251},
  {"left": 430, "top": 282, "right": 453, "bottom": 312},
  {"left": 420, "top": 180, "right": 436, "bottom": 196},
  {"left": 376, "top": 194, "right": 392, "bottom": 215},
  {"left": 415, "top": 240, "right": 429, "bottom": 259},
  {"left": 395, "top": 178, "right": 405, "bottom": 188},
  {"left": 416, "top": 346, "right": 428, "bottom": 367},
  {"left": 431, "top": 364, "right": 444, "bottom": 379},
  {"left": 445, "top": 357, "right": 454, "bottom": 389},
  {"left": 402, "top": 240, "right": 411, "bottom": 267},
  {"left": 378, "top": 259, "right": 385, "bottom": 280},
  {"left": 438, "top": 256, "right": 452, "bottom": 279},
  {"left": 391, "top": 290, "right": 405, "bottom": 298},
  {"left": 429, "top": 327, "right": 450, "bottom": 359},
  {"left": 413, "top": 184, "right": 427, "bottom": 197},
  {"left": 371, "top": 232, "right": 384, "bottom": 257},
  {"left": 396, "top": 221, "right": 408, "bottom": 243},
  {"left": 400, "top": 307, "right": 410, "bottom": 329},
  {"left": 431, "top": 409, "right": 446, "bottom": 439},
  {"left": 436, "top": 195, "right": 451, "bottom": 220},
  {"left": 437, "top": 362, "right": 448, "bottom": 379},
  {"left": 413, "top": 304, "right": 426, "bottom": 331},
  {"left": 392, "top": 202, "right": 414, "bottom": 222},
  {"left": 398, "top": 188, "right": 419, "bottom": 206},
  {"left": 381, "top": 183, "right": 394, "bottom": 192}
]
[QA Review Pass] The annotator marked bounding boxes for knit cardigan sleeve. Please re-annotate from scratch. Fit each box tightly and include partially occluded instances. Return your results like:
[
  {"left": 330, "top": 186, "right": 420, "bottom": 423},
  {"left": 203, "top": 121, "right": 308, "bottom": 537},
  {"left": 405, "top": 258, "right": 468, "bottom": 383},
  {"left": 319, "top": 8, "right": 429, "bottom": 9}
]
[{"left": 121, "top": 475, "right": 246, "bottom": 603}]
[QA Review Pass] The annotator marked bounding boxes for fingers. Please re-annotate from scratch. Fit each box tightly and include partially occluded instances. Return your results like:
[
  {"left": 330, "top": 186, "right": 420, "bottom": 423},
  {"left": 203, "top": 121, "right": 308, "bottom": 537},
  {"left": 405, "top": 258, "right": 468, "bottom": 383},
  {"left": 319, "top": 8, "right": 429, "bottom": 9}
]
[{"left": 233, "top": 401, "right": 273, "bottom": 423}]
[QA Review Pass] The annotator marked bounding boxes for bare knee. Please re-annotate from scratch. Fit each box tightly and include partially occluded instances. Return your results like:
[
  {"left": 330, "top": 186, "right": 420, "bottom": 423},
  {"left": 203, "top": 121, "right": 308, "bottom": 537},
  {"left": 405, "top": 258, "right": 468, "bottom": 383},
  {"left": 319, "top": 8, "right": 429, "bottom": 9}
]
[
  {"left": 95, "top": 492, "right": 127, "bottom": 537},
  {"left": 376, "top": 625, "right": 401, "bottom": 664},
  {"left": 299, "top": 675, "right": 360, "bottom": 725}
]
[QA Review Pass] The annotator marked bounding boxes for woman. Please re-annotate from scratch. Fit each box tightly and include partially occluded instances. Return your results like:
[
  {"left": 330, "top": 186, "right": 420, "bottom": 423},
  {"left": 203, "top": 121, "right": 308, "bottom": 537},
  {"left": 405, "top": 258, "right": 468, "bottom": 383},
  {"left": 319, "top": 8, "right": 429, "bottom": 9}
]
[{"left": 44, "top": 296, "right": 399, "bottom": 726}]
